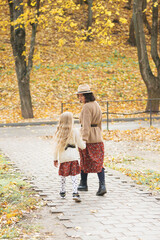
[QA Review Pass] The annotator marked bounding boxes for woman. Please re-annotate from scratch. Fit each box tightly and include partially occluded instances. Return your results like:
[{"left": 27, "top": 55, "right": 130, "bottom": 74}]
[{"left": 76, "top": 84, "right": 107, "bottom": 196}]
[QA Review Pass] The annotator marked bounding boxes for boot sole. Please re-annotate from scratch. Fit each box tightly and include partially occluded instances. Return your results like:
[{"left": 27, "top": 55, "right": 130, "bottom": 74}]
[
  {"left": 96, "top": 191, "right": 107, "bottom": 196},
  {"left": 78, "top": 188, "right": 88, "bottom": 191}
]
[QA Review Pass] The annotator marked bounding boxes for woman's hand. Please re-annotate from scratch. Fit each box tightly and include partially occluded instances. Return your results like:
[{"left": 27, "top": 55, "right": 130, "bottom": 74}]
[{"left": 54, "top": 160, "right": 58, "bottom": 167}]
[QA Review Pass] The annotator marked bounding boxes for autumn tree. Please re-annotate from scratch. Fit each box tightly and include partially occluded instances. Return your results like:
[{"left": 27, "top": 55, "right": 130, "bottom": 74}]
[
  {"left": 133, "top": 0, "right": 160, "bottom": 111},
  {"left": 7, "top": 0, "right": 40, "bottom": 118}
]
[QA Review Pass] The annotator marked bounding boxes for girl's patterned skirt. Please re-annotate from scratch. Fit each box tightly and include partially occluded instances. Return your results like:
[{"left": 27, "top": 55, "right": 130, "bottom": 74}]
[
  {"left": 79, "top": 142, "right": 104, "bottom": 173},
  {"left": 59, "top": 160, "right": 81, "bottom": 176}
]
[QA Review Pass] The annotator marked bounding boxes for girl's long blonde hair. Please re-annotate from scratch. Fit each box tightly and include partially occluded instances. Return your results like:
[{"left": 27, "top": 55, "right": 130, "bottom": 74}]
[{"left": 54, "top": 112, "right": 74, "bottom": 153}]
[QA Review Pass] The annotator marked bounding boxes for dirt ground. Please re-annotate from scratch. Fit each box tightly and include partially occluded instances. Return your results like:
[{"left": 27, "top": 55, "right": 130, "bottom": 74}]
[
  {"left": 104, "top": 140, "right": 160, "bottom": 172},
  {"left": 18, "top": 205, "right": 80, "bottom": 240}
]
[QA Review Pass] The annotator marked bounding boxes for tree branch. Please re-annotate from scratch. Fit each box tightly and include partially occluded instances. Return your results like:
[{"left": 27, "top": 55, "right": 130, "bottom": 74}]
[
  {"left": 8, "top": 0, "right": 15, "bottom": 55},
  {"left": 27, "top": 0, "right": 40, "bottom": 76},
  {"left": 151, "top": 0, "right": 160, "bottom": 76}
]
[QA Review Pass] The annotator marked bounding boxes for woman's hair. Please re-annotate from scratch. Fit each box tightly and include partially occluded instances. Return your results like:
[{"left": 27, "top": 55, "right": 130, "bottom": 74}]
[
  {"left": 54, "top": 112, "right": 73, "bottom": 153},
  {"left": 83, "top": 93, "right": 96, "bottom": 102}
]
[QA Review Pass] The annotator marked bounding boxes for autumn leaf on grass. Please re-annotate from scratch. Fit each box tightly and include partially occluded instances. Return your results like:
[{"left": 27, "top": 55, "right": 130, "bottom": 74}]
[
  {"left": 105, "top": 161, "right": 160, "bottom": 192},
  {"left": 0, "top": 154, "right": 43, "bottom": 239},
  {"left": 103, "top": 127, "right": 160, "bottom": 142}
]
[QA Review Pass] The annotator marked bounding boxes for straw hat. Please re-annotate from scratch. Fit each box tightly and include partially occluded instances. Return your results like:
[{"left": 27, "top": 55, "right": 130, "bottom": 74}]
[{"left": 76, "top": 84, "right": 92, "bottom": 94}]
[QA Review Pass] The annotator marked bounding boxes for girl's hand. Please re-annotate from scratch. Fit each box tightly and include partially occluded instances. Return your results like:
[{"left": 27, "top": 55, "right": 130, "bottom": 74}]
[{"left": 54, "top": 160, "right": 58, "bottom": 167}]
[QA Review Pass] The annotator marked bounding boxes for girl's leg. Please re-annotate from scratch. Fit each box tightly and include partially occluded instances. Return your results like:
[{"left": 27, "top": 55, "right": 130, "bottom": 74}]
[
  {"left": 71, "top": 175, "right": 81, "bottom": 202},
  {"left": 71, "top": 175, "right": 78, "bottom": 194},
  {"left": 60, "top": 176, "right": 66, "bottom": 193}
]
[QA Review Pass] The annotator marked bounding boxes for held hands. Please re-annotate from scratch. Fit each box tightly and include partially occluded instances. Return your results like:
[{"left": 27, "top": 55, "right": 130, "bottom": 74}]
[{"left": 54, "top": 160, "right": 58, "bottom": 167}]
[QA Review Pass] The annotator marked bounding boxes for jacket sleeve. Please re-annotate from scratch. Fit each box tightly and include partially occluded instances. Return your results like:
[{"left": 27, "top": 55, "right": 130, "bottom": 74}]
[
  {"left": 81, "top": 104, "right": 92, "bottom": 142},
  {"left": 74, "top": 128, "right": 86, "bottom": 149},
  {"left": 52, "top": 139, "right": 59, "bottom": 161}
]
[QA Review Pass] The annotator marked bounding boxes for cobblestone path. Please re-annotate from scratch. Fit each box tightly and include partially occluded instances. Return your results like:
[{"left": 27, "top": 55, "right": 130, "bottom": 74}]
[{"left": 0, "top": 126, "right": 160, "bottom": 240}]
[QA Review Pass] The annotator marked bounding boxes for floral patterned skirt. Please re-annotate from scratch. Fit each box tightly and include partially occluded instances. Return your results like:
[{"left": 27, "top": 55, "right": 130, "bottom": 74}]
[
  {"left": 79, "top": 142, "right": 104, "bottom": 173},
  {"left": 59, "top": 160, "right": 81, "bottom": 177}
]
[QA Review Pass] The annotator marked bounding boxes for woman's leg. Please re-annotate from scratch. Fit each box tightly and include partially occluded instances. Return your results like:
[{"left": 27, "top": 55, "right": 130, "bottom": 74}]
[
  {"left": 97, "top": 168, "right": 107, "bottom": 196},
  {"left": 97, "top": 167, "right": 105, "bottom": 183},
  {"left": 78, "top": 170, "right": 88, "bottom": 191}
]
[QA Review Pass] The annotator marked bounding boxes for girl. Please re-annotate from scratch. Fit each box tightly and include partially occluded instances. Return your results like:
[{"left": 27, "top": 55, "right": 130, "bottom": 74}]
[{"left": 53, "top": 111, "right": 86, "bottom": 202}]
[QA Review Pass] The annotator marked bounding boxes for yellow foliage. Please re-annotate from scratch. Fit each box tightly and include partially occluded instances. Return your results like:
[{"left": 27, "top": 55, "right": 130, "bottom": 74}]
[
  {"left": 0, "top": 0, "right": 154, "bottom": 123},
  {"left": 58, "top": 38, "right": 66, "bottom": 47},
  {"left": 119, "top": 17, "right": 127, "bottom": 24},
  {"left": 154, "top": 2, "right": 158, "bottom": 7}
]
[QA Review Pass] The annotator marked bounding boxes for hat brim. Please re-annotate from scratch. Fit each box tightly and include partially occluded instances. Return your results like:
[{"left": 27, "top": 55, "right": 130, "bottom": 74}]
[{"left": 75, "top": 90, "right": 92, "bottom": 94}]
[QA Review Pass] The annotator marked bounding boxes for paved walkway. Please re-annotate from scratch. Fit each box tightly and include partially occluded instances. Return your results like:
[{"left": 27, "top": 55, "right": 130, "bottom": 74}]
[{"left": 0, "top": 125, "right": 160, "bottom": 240}]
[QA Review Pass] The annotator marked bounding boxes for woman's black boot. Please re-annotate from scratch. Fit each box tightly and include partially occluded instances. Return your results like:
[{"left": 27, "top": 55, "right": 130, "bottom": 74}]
[
  {"left": 96, "top": 181, "right": 107, "bottom": 196},
  {"left": 78, "top": 170, "right": 88, "bottom": 191},
  {"left": 97, "top": 168, "right": 106, "bottom": 196}
]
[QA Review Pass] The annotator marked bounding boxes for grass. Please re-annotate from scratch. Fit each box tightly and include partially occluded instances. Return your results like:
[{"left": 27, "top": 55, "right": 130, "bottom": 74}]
[
  {"left": 0, "top": 153, "right": 43, "bottom": 239},
  {"left": 105, "top": 159, "right": 160, "bottom": 192},
  {"left": 104, "top": 150, "right": 160, "bottom": 193}
]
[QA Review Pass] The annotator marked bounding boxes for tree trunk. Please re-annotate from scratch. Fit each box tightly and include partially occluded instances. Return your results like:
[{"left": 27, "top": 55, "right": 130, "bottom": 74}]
[
  {"left": 8, "top": 0, "right": 33, "bottom": 118},
  {"left": 146, "top": 86, "right": 160, "bottom": 112},
  {"left": 86, "top": 0, "right": 93, "bottom": 41},
  {"left": 16, "top": 68, "right": 34, "bottom": 118},
  {"left": 133, "top": 0, "right": 160, "bottom": 112}
]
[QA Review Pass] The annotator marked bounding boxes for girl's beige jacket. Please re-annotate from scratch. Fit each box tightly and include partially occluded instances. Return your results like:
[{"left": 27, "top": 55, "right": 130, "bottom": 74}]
[{"left": 53, "top": 128, "right": 86, "bottom": 164}]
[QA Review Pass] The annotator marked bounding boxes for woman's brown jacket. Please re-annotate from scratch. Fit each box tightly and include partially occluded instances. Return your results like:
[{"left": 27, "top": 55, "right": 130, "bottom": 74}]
[{"left": 80, "top": 101, "right": 103, "bottom": 143}]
